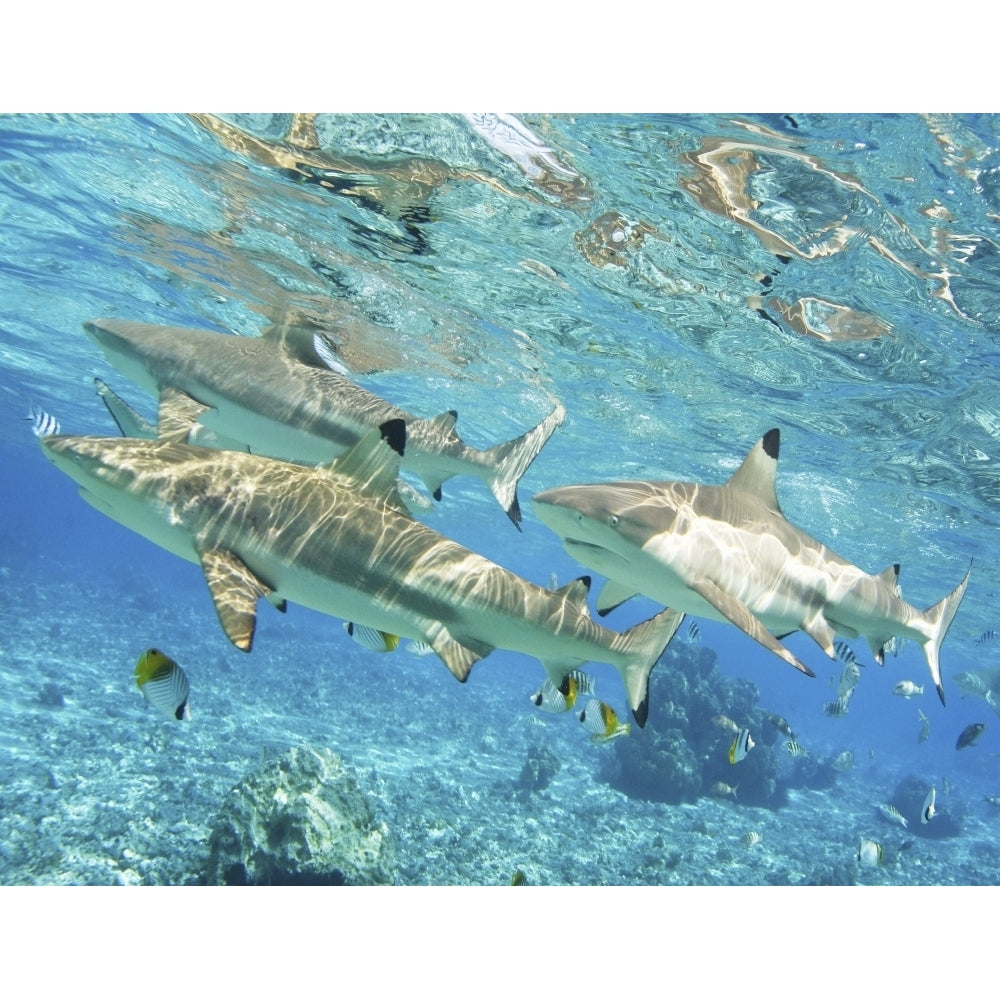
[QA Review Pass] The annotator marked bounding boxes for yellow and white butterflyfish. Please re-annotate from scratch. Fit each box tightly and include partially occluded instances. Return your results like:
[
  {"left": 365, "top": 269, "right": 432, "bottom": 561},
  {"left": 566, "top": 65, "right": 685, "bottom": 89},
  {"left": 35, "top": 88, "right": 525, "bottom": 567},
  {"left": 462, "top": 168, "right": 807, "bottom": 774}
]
[
  {"left": 344, "top": 621, "right": 400, "bottom": 653},
  {"left": 134, "top": 648, "right": 190, "bottom": 721},
  {"left": 578, "top": 698, "right": 630, "bottom": 743},
  {"left": 530, "top": 670, "right": 596, "bottom": 713}
]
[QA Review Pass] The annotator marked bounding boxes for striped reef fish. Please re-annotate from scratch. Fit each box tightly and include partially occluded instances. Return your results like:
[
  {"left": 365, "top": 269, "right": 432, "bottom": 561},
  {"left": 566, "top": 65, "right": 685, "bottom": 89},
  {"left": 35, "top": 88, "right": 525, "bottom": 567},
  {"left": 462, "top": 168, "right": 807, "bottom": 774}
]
[
  {"left": 28, "top": 405, "right": 60, "bottom": 438},
  {"left": 531, "top": 428, "right": 970, "bottom": 705},
  {"left": 344, "top": 621, "right": 400, "bottom": 652},
  {"left": 838, "top": 661, "right": 861, "bottom": 697},
  {"left": 405, "top": 640, "right": 434, "bottom": 656},
  {"left": 784, "top": 740, "right": 809, "bottom": 757},
  {"left": 686, "top": 620, "right": 701, "bottom": 643},
  {"left": 578, "top": 699, "right": 631, "bottom": 743},
  {"left": 710, "top": 781, "right": 738, "bottom": 799},
  {"left": 742, "top": 830, "right": 762, "bottom": 848},
  {"left": 975, "top": 629, "right": 998, "bottom": 646},
  {"left": 832, "top": 749, "right": 855, "bottom": 771},
  {"left": 531, "top": 669, "right": 596, "bottom": 713},
  {"left": 824, "top": 689, "right": 854, "bottom": 717},
  {"left": 878, "top": 802, "right": 909, "bottom": 828},
  {"left": 728, "top": 727, "right": 755, "bottom": 764},
  {"left": 834, "top": 639, "right": 858, "bottom": 666},
  {"left": 766, "top": 712, "right": 796, "bottom": 739},
  {"left": 134, "top": 648, "right": 191, "bottom": 721}
]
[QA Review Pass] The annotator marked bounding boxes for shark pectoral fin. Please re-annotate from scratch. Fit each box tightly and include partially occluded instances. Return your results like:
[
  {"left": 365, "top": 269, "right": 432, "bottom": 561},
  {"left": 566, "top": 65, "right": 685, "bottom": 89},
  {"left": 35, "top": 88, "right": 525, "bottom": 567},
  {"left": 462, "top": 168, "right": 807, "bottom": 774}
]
[
  {"left": 596, "top": 578, "right": 639, "bottom": 616},
  {"left": 425, "top": 622, "right": 493, "bottom": 682},
  {"left": 158, "top": 387, "right": 210, "bottom": 443},
  {"left": 689, "top": 578, "right": 815, "bottom": 678},
  {"left": 199, "top": 548, "right": 272, "bottom": 652},
  {"left": 802, "top": 609, "right": 836, "bottom": 658},
  {"left": 94, "top": 378, "right": 156, "bottom": 438}
]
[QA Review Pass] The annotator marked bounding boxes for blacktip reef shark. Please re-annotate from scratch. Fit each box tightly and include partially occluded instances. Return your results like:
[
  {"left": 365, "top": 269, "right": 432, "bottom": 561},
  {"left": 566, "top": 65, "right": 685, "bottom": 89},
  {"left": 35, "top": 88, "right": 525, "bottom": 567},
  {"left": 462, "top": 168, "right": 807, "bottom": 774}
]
[
  {"left": 82, "top": 318, "right": 565, "bottom": 529},
  {"left": 37, "top": 413, "right": 682, "bottom": 725},
  {"left": 531, "top": 428, "right": 970, "bottom": 705}
]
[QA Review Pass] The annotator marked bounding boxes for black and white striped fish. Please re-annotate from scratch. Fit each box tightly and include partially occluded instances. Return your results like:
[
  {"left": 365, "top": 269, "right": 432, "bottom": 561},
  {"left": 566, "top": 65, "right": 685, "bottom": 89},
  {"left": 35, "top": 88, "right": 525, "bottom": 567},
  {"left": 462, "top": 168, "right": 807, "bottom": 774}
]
[
  {"left": 834, "top": 640, "right": 858, "bottom": 667},
  {"left": 976, "top": 629, "right": 999, "bottom": 646},
  {"left": 28, "top": 405, "right": 60, "bottom": 438},
  {"left": 824, "top": 688, "right": 855, "bottom": 717},
  {"left": 686, "top": 620, "right": 701, "bottom": 643},
  {"left": 134, "top": 648, "right": 190, "bottom": 721}
]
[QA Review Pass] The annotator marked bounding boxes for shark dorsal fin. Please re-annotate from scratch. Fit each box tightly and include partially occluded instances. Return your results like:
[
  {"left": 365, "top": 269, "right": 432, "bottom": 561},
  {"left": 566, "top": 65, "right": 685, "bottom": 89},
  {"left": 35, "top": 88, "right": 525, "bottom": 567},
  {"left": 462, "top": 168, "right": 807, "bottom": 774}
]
[
  {"left": 325, "top": 419, "right": 408, "bottom": 509},
  {"left": 158, "top": 387, "right": 210, "bottom": 443},
  {"left": 877, "top": 564, "right": 901, "bottom": 596},
  {"left": 726, "top": 428, "right": 782, "bottom": 514},
  {"left": 198, "top": 548, "right": 273, "bottom": 652},
  {"left": 552, "top": 575, "right": 592, "bottom": 613},
  {"left": 425, "top": 410, "right": 459, "bottom": 438}
]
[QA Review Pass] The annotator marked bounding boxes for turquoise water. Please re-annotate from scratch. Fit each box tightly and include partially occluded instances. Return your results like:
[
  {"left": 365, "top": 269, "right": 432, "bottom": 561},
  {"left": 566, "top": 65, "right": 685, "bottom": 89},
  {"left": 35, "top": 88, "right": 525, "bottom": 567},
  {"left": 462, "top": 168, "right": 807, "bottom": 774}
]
[{"left": 2, "top": 113, "right": 999, "bottom": 885}]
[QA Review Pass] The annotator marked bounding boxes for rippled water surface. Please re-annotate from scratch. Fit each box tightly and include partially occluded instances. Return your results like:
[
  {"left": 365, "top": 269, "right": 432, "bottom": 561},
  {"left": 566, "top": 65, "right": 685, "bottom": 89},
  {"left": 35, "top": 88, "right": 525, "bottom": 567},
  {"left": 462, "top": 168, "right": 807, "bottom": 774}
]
[{"left": 2, "top": 114, "right": 1000, "bottom": 888}]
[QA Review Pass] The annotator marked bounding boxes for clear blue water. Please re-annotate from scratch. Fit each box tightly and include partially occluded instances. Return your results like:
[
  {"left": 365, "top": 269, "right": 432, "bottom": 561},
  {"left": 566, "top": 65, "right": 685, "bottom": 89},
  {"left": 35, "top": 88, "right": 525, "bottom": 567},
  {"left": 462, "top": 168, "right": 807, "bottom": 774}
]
[{"left": 2, "top": 113, "right": 1000, "bottom": 886}]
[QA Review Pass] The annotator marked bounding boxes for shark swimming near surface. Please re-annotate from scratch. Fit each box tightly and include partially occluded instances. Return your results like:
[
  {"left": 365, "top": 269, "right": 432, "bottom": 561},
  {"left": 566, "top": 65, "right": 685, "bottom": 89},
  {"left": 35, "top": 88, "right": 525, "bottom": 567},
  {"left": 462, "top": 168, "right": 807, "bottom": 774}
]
[
  {"left": 37, "top": 411, "right": 682, "bottom": 725},
  {"left": 82, "top": 318, "right": 565, "bottom": 529},
  {"left": 531, "top": 428, "right": 970, "bottom": 705}
]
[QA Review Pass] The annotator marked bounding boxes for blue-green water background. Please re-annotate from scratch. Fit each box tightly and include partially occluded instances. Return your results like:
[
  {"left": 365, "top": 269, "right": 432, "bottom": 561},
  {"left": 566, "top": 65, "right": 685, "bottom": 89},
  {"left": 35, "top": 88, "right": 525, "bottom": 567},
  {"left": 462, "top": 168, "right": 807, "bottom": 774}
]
[{"left": 2, "top": 113, "right": 999, "bottom": 885}]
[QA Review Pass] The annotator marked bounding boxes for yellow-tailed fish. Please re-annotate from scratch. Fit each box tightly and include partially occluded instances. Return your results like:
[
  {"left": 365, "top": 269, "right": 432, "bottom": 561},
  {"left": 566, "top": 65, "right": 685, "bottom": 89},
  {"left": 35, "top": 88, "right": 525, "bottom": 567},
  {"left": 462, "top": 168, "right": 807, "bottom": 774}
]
[
  {"left": 530, "top": 670, "right": 595, "bottom": 713},
  {"left": 921, "top": 786, "right": 937, "bottom": 824},
  {"left": 857, "top": 838, "right": 884, "bottom": 867},
  {"left": 728, "top": 727, "right": 755, "bottom": 764},
  {"left": 134, "top": 648, "right": 190, "bottom": 721},
  {"left": 578, "top": 699, "right": 630, "bottom": 743},
  {"left": 510, "top": 869, "right": 529, "bottom": 886},
  {"left": 344, "top": 621, "right": 400, "bottom": 653}
]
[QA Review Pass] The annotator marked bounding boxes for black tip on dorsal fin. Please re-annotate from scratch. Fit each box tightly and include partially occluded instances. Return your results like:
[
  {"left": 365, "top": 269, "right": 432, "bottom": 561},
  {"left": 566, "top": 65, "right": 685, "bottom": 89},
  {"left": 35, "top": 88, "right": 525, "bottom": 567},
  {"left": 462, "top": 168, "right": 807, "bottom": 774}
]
[
  {"left": 378, "top": 419, "right": 406, "bottom": 458},
  {"left": 577, "top": 575, "right": 592, "bottom": 591},
  {"left": 762, "top": 428, "right": 780, "bottom": 460}
]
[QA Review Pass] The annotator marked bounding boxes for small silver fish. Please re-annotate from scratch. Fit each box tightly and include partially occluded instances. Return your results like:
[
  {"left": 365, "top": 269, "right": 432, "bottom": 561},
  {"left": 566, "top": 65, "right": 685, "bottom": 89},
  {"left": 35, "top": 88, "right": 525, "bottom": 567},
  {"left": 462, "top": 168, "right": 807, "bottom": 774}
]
[
  {"left": 918, "top": 709, "right": 931, "bottom": 744},
  {"left": 838, "top": 662, "right": 861, "bottom": 698},
  {"left": 832, "top": 750, "right": 855, "bottom": 772},
  {"left": 878, "top": 802, "right": 909, "bottom": 828}
]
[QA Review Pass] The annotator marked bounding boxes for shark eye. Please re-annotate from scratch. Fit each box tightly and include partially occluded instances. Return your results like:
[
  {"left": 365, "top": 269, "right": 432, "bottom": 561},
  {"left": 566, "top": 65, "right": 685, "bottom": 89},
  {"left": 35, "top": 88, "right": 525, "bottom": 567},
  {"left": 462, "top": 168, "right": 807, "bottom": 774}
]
[{"left": 608, "top": 514, "right": 620, "bottom": 528}]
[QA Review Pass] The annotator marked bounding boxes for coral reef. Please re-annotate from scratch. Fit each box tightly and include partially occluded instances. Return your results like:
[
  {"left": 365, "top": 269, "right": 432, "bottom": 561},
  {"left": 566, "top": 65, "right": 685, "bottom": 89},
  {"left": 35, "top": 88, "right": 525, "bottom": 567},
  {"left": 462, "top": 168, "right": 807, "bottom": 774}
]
[
  {"left": 204, "top": 745, "right": 395, "bottom": 885},
  {"left": 517, "top": 745, "right": 562, "bottom": 793},
  {"left": 601, "top": 642, "right": 788, "bottom": 807}
]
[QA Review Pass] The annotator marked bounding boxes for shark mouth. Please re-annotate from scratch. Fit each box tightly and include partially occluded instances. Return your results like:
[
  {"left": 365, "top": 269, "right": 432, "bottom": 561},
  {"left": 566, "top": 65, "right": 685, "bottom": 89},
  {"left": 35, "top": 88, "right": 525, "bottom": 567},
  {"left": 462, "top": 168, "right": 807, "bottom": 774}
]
[{"left": 564, "top": 537, "right": 630, "bottom": 564}]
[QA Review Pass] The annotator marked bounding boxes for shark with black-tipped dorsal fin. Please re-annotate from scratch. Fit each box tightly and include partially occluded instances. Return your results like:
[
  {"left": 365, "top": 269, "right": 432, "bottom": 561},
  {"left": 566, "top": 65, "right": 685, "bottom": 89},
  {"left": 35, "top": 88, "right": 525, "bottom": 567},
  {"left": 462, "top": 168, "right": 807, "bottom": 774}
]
[
  {"left": 37, "top": 409, "right": 682, "bottom": 725},
  {"left": 82, "top": 318, "right": 565, "bottom": 528},
  {"left": 532, "top": 428, "right": 970, "bottom": 705}
]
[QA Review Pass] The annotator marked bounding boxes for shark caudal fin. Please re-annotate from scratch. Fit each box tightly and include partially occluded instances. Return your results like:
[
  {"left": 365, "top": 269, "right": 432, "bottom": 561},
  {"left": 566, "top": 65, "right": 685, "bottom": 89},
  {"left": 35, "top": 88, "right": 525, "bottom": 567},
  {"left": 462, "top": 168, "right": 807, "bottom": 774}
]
[
  {"left": 921, "top": 564, "right": 972, "bottom": 706},
  {"left": 611, "top": 608, "right": 686, "bottom": 728},
  {"left": 481, "top": 402, "right": 566, "bottom": 529}
]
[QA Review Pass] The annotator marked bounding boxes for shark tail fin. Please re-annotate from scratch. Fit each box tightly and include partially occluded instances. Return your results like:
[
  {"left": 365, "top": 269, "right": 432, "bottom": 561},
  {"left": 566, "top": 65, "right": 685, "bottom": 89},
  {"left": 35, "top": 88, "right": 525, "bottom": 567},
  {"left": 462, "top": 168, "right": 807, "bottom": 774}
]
[
  {"left": 612, "top": 608, "right": 686, "bottom": 728},
  {"left": 921, "top": 563, "right": 972, "bottom": 706},
  {"left": 481, "top": 403, "right": 566, "bottom": 529}
]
